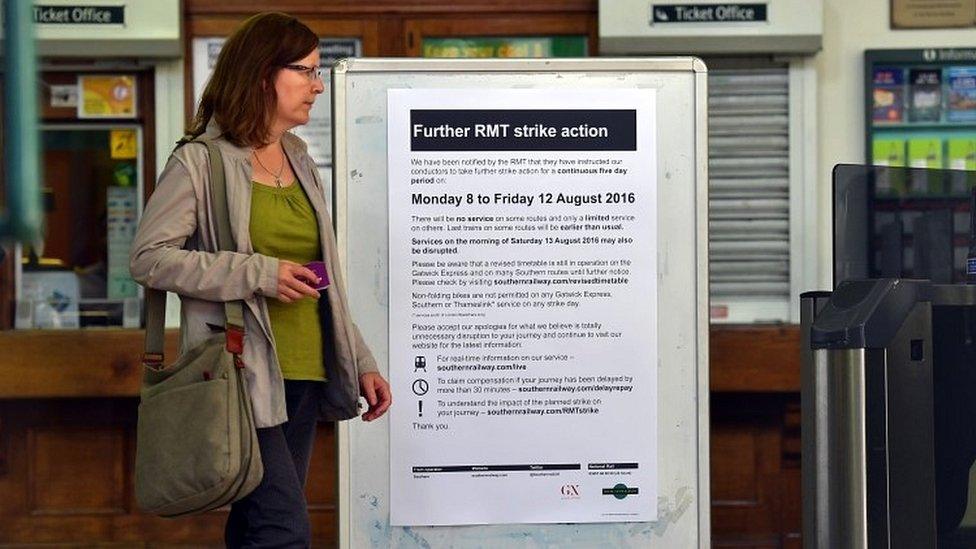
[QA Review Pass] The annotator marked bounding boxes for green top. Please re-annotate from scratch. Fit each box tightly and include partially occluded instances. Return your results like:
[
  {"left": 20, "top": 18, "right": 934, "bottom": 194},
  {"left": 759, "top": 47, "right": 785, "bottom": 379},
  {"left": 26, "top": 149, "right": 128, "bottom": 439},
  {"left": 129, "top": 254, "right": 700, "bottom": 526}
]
[{"left": 249, "top": 181, "right": 325, "bottom": 381}]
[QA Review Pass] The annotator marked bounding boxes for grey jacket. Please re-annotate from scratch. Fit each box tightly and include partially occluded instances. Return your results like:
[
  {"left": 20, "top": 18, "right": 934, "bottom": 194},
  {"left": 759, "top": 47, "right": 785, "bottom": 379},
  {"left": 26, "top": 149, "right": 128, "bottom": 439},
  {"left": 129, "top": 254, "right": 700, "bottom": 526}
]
[{"left": 129, "top": 122, "right": 378, "bottom": 428}]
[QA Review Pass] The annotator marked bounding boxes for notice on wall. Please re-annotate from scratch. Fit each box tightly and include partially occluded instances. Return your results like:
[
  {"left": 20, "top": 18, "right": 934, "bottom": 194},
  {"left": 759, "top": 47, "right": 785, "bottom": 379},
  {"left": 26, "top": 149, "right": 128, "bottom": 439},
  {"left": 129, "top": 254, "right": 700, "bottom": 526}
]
[
  {"left": 49, "top": 84, "right": 78, "bottom": 108},
  {"left": 191, "top": 37, "right": 226, "bottom": 111},
  {"left": 892, "top": 0, "right": 976, "bottom": 29},
  {"left": 292, "top": 38, "right": 360, "bottom": 165},
  {"left": 107, "top": 185, "right": 139, "bottom": 300},
  {"left": 110, "top": 129, "right": 137, "bottom": 159},
  {"left": 388, "top": 88, "right": 658, "bottom": 526},
  {"left": 78, "top": 74, "right": 136, "bottom": 118}
]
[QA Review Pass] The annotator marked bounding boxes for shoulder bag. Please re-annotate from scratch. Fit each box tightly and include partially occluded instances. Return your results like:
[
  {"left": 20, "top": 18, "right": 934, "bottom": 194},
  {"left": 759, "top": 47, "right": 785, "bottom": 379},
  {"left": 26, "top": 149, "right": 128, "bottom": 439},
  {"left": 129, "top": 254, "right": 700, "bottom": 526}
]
[{"left": 134, "top": 136, "right": 263, "bottom": 517}]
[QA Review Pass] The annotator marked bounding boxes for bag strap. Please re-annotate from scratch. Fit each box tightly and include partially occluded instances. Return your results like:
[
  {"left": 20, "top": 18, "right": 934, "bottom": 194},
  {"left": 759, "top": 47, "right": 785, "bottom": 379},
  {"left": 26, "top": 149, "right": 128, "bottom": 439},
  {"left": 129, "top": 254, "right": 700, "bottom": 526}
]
[{"left": 143, "top": 136, "right": 247, "bottom": 368}]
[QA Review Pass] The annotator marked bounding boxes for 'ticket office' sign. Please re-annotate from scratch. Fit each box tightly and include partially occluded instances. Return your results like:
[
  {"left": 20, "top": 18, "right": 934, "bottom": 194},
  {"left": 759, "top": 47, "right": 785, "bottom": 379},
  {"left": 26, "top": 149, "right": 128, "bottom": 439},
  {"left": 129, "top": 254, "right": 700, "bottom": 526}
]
[
  {"left": 651, "top": 3, "right": 768, "bottom": 24},
  {"left": 34, "top": 5, "right": 125, "bottom": 25}
]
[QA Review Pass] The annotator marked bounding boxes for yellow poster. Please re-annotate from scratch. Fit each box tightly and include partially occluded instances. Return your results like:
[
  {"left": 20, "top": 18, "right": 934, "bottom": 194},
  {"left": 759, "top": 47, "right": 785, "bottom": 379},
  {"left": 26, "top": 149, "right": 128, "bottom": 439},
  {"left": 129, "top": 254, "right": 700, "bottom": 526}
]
[
  {"left": 110, "top": 129, "right": 137, "bottom": 159},
  {"left": 78, "top": 75, "right": 136, "bottom": 118}
]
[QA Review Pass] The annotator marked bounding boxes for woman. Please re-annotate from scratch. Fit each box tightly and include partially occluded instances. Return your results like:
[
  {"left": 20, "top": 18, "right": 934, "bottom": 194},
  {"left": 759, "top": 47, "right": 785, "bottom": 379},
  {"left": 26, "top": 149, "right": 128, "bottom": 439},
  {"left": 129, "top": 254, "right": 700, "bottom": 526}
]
[{"left": 129, "top": 12, "right": 391, "bottom": 547}]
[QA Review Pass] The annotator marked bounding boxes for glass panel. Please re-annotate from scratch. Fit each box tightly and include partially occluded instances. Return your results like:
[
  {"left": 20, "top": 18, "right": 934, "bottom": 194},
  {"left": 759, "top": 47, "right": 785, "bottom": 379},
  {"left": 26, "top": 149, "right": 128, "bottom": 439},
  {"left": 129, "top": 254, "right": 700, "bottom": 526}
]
[
  {"left": 16, "top": 126, "right": 142, "bottom": 329},
  {"left": 833, "top": 164, "right": 976, "bottom": 287},
  {"left": 421, "top": 36, "right": 587, "bottom": 58}
]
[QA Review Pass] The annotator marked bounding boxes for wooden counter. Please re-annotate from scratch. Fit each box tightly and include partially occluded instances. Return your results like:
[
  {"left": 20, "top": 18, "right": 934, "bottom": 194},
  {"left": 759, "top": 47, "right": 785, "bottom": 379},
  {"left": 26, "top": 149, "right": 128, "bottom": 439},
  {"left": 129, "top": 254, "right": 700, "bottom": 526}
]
[
  {"left": 0, "top": 325, "right": 803, "bottom": 546},
  {"left": 0, "top": 328, "right": 336, "bottom": 545},
  {"left": 710, "top": 324, "right": 803, "bottom": 548},
  {"left": 710, "top": 324, "right": 801, "bottom": 393},
  {"left": 0, "top": 329, "right": 179, "bottom": 398}
]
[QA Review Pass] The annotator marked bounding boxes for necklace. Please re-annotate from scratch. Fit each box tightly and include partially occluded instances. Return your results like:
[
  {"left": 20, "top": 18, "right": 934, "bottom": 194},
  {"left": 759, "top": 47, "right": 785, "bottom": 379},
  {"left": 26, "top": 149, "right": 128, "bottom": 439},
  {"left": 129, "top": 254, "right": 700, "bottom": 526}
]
[{"left": 253, "top": 146, "right": 285, "bottom": 188}]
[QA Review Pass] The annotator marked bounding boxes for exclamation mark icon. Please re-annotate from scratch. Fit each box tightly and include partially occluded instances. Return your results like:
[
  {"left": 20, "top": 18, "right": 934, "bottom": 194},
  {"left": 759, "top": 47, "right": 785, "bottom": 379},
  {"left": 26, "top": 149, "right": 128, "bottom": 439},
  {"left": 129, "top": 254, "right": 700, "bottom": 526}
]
[{"left": 418, "top": 401, "right": 424, "bottom": 417}]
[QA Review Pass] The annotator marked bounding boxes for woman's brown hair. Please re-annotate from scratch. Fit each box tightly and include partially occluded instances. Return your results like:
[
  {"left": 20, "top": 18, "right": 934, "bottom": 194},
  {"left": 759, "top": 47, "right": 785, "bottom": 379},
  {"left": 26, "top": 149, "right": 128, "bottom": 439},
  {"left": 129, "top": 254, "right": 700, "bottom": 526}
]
[{"left": 187, "top": 12, "right": 318, "bottom": 147}]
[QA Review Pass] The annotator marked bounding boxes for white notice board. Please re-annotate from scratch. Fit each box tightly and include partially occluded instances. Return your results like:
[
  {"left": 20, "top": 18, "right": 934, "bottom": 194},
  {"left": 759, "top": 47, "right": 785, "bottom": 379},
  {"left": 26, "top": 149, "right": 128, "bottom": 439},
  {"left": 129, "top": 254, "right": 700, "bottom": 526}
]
[{"left": 333, "top": 58, "right": 708, "bottom": 548}]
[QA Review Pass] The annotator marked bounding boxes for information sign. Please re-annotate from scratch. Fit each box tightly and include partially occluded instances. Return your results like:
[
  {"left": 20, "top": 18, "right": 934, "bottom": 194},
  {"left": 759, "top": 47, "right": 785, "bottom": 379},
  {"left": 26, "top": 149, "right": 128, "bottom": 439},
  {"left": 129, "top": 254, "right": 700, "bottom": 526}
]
[{"left": 388, "top": 88, "right": 659, "bottom": 526}]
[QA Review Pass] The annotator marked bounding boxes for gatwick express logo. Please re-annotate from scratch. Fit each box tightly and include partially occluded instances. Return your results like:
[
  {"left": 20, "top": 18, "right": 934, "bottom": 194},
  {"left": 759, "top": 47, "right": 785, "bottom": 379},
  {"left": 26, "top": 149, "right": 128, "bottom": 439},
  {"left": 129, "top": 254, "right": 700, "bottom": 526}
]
[
  {"left": 602, "top": 483, "right": 639, "bottom": 500},
  {"left": 560, "top": 484, "right": 581, "bottom": 499}
]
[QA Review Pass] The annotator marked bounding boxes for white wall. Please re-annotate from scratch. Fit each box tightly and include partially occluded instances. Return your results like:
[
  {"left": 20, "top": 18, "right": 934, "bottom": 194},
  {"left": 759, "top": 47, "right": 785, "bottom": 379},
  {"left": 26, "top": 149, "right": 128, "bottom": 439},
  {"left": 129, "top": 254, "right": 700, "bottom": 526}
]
[
  {"left": 150, "top": 58, "right": 186, "bottom": 328},
  {"left": 154, "top": 58, "right": 186, "bottom": 175},
  {"left": 815, "top": 0, "right": 975, "bottom": 288}
]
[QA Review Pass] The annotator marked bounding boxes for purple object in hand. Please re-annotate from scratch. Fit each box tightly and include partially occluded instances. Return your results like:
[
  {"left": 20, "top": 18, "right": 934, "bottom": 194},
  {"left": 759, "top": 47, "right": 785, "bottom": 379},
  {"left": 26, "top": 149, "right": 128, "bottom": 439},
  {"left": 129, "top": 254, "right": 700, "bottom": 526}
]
[{"left": 304, "top": 261, "right": 330, "bottom": 291}]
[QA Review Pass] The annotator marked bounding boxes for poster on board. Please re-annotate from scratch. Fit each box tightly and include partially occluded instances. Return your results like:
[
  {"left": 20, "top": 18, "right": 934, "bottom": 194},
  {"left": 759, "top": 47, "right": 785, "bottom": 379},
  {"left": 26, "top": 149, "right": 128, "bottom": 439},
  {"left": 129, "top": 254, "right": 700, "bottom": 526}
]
[
  {"left": 78, "top": 75, "right": 136, "bottom": 118},
  {"left": 387, "top": 88, "right": 658, "bottom": 526},
  {"left": 190, "top": 37, "right": 225, "bottom": 111}
]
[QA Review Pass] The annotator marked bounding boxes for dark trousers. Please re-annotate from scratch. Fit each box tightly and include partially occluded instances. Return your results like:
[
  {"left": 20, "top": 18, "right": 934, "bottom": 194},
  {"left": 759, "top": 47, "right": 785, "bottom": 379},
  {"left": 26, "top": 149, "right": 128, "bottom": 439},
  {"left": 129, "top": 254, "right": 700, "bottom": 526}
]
[{"left": 225, "top": 380, "right": 321, "bottom": 548}]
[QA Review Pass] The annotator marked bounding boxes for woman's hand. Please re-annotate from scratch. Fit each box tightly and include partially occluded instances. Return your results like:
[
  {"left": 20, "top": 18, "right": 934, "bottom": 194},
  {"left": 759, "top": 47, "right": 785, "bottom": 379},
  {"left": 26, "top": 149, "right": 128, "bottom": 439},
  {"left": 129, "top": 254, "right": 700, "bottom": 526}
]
[
  {"left": 275, "top": 260, "right": 321, "bottom": 303},
  {"left": 360, "top": 372, "right": 392, "bottom": 421}
]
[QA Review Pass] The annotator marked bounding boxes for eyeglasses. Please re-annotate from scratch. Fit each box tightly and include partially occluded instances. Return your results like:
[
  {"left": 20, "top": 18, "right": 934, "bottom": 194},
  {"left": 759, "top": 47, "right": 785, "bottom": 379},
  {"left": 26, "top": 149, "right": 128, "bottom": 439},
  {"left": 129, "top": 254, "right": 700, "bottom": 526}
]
[{"left": 283, "top": 64, "right": 323, "bottom": 82}]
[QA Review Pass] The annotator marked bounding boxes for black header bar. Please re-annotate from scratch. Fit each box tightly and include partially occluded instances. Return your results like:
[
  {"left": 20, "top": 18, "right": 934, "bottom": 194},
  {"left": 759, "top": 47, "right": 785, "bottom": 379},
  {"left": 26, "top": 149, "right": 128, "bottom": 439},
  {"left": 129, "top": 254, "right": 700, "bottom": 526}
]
[
  {"left": 413, "top": 463, "right": 581, "bottom": 473},
  {"left": 588, "top": 462, "right": 639, "bottom": 470}
]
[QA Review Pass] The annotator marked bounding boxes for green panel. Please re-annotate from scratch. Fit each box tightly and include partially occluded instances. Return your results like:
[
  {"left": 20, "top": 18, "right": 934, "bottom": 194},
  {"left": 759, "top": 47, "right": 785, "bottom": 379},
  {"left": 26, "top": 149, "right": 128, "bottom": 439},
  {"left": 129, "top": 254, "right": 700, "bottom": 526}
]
[{"left": 548, "top": 36, "right": 587, "bottom": 57}]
